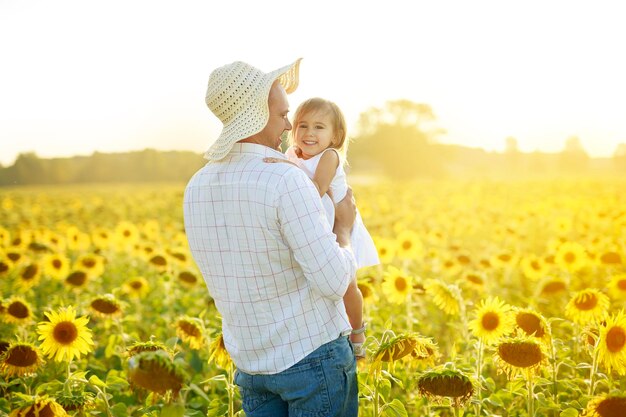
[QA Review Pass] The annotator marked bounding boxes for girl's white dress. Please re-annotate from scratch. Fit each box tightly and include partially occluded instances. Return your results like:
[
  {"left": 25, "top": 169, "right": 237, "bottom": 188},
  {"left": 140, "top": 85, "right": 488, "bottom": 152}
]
[{"left": 286, "top": 146, "right": 379, "bottom": 269}]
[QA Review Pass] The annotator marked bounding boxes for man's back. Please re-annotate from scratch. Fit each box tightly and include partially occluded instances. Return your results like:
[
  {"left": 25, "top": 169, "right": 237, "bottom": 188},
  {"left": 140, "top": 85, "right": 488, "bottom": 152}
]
[{"left": 183, "top": 143, "right": 355, "bottom": 374}]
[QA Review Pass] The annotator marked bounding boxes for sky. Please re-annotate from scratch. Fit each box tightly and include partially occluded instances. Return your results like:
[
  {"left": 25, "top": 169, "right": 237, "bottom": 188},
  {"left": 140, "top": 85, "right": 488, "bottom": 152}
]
[{"left": 1, "top": 0, "right": 625, "bottom": 166}]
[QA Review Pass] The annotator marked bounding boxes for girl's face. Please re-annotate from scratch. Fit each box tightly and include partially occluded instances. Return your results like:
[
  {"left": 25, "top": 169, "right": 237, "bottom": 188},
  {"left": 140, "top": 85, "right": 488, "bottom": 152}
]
[{"left": 294, "top": 110, "right": 336, "bottom": 160}]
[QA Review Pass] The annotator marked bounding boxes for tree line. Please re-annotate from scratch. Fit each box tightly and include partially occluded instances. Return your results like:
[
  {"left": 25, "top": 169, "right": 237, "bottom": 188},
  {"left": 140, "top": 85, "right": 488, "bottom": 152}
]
[{"left": 2, "top": 100, "right": 625, "bottom": 186}]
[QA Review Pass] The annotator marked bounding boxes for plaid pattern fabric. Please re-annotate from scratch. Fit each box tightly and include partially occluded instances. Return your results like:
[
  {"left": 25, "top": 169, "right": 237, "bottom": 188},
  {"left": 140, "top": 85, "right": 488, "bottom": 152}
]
[{"left": 183, "top": 143, "right": 356, "bottom": 374}]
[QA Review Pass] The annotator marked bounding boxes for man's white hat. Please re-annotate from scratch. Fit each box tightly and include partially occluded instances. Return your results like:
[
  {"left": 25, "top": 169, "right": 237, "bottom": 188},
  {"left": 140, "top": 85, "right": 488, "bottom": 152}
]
[{"left": 204, "top": 59, "right": 302, "bottom": 161}]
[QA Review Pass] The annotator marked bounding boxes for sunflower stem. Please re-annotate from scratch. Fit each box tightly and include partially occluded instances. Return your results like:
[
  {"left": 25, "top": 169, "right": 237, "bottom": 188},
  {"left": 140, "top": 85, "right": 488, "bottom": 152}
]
[
  {"left": 227, "top": 361, "right": 235, "bottom": 417},
  {"left": 474, "top": 338, "right": 484, "bottom": 417},
  {"left": 588, "top": 340, "right": 600, "bottom": 396},
  {"left": 526, "top": 370, "right": 535, "bottom": 417}
]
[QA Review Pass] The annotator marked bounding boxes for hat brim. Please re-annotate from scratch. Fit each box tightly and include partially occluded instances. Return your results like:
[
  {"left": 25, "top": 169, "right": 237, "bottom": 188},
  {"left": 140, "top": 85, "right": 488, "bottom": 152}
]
[{"left": 205, "top": 58, "right": 302, "bottom": 161}]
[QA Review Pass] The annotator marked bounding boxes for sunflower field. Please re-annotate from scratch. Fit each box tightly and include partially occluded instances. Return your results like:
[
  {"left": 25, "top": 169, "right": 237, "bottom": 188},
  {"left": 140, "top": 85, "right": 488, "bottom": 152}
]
[{"left": 1, "top": 178, "right": 626, "bottom": 417}]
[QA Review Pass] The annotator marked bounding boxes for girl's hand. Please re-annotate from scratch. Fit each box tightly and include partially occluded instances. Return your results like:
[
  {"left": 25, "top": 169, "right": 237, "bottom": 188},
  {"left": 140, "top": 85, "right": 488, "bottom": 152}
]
[{"left": 263, "top": 157, "right": 298, "bottom": 167}]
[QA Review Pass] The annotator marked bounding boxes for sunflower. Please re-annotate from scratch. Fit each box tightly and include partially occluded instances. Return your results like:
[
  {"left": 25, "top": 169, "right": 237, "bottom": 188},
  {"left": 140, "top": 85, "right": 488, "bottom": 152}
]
[
  {"left": 16, "top": 262, "right": 42, "bottom": 290},
  {"left": 555, "top": 241, "right": 588, "bottom": 273},
  {"left": 599, "top": 251, "right": 622, "bottom": 266},
  {"left": 176, "top": 270, "right": 199, "bottom": 288},
  {"left": 89, "top": 294, "right": 123, "bottom": 318},
  {"left": 175, "top": 316, "right": 205, "bottom": 349},
  {"left": 3, "top": 297, "right": 34, "bottom": 325},
  {"left": 64, "top": 270, "right": 89, "bottom": 290},
  {"left": 358, "top": 280, "right": 378, "bottom": 304},
  {"left": 417, "top": 367, "right": 475, "bottom": 406},
  {"left": 514, "top": 308, "right": 551, "bottom": 345},
  {"left": 495, "top": 336, "right": 547, "bottom": 379},
  {"left": 495, "top": 251, "right": 520, "bottom": 269},
  {"left": 9, "top": 397, "right": 70, "bottom": 417},
  {"left": 113, "top": 221, "right": 140, "bottom": 250},
  {"left": 565, "top": 288, "right": 610, "bottom": 326},
  {"left": 8, "top": 231, "right": 31, "bottom": 251},
  {"left": 596, "top": 310, "right": 626, "bottom": 375},
  {"left": 74, "top": 253, "right": 105, "bottom": 278},
  {"left": 461, "top": 271, "right": 486, "bottom": 291},
  {"left": 123, "top": 276, "right": 150, "bottom": 299},
  {"left": 520, "top": 254, "right": 549, "bottom": 281},
  {"left": 0, "top": 226, "right": 10, "bottom": 248},
  {"left": 65, "top": 226, "right": 91, "bottom": 252},
  {"left": 42, "top": 253, "right": 70, "bottom": 280},
  {"left": 141, "top": 220, "right": 162, "bottom": 241},
  {"left": 424, "top": 278, "right": 463, "bottom": 316},
  {"left": 148, "top": 253, "right": 169, "bottom": 272},
  {"left": 168, "top": 248, "right": 190, "bottom": 267},
  {"left": 127, "top": 350, "right": 185, "bottom": 397},
  {"left": 608, "top": 273, "right": 626, "bottom": 301},
  {"left": 395, "top": 230, "right": 423, "bottom": 260},
  {"left": 55, "top": 390, "right": 96, "bottom": 413},
  {"left": 127, "top": 340, "right": 169, "bottom": 357},
  {"left": 208, "top": 332, "right": 233, "bottom": 370},
  {"left": 37, "top": 306, "right": 94, "bottom": 362},
  {"left": 538, "top": 277, "right": 568, "bottom": 297},
  {"left": 373, "top": 237, "right": 396, "bottom": 264},
  {"left": 0, "top": 341, "right": 44, "bottom": 377},
  {"left": 0, "top": 252, "right": 14, "bottom": 277},
  {"left": 585, "top": 395, "right": 626, "bottom": 417},
  {"left": 370, "top": 333, "right": 439, "bottom": 377},
  {"left": 468, "top": 296, "right": 515, "bottom": 344},
  {"left": 381, "top": 266, "right": 413, "bottom": 305},
  {"left": 91, "top": 227, "right": 114, "bottom": 250}
]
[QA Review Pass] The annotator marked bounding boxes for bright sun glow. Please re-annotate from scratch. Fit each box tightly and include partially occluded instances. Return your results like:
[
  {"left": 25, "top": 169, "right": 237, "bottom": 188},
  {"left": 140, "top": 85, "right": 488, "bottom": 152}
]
[{"left": 1, "top": 0, "right": 625, "bottom": 165}]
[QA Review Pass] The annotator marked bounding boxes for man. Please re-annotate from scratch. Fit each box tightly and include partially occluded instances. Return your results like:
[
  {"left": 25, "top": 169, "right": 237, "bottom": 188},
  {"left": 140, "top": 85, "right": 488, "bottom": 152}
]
[{"left": 183, "top": 59, "right": 359, "bottom": 416}]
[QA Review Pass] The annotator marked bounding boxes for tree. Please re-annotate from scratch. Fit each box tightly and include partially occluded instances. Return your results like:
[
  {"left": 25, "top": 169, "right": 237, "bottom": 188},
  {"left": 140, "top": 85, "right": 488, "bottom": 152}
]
[
  {"left": 613, "top": 143, "right": 626, "bottom": 173},
  {"left": 350, "top": 100, "right": 447, "bottom": 179},
  {"left": 558, "top": 136, "right": 589, "bottom": 173}
]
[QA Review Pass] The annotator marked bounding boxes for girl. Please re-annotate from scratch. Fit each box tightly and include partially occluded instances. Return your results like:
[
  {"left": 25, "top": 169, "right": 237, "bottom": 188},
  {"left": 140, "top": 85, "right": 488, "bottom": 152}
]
[{"left": 269, "top": 97, "right": 379, "bottom": 358}]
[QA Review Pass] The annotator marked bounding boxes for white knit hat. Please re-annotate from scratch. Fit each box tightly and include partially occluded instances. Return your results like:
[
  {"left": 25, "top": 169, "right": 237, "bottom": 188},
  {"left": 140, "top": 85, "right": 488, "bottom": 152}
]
[{"left": 204, "top": 58, "right": 302, "bottom": 161}]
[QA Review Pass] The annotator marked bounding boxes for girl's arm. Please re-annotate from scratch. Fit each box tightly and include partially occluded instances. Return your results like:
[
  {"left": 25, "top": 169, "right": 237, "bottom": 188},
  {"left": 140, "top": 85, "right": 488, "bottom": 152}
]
[{"left": 312, "top": 149, "right": 339, "bottom": 197}]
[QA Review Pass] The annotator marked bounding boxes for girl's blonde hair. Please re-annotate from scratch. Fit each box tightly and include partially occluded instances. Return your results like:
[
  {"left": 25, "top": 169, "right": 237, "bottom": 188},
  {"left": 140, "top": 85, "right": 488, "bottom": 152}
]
[{"left": 289, "top": 97, "right": 349, "bottom": 160}]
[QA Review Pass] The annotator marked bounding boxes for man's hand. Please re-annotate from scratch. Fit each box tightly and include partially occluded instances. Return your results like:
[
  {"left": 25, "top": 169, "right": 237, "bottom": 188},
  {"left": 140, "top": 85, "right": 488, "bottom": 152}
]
[{"left": 333, "top": 187, "right": 356, "bottom": 248}]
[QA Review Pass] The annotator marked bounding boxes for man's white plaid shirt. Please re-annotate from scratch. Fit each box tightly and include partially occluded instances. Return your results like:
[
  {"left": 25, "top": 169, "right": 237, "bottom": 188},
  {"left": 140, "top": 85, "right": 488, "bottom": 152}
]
[{"left": 183, "top": 143, "right": 356, "bottom": 374}]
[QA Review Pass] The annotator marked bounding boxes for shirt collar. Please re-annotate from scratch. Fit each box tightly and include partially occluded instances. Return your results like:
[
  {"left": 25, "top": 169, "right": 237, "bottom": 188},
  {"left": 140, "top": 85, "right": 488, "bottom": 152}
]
[{"left": 228, "top": 143, "right": 288, "bottom": 159}]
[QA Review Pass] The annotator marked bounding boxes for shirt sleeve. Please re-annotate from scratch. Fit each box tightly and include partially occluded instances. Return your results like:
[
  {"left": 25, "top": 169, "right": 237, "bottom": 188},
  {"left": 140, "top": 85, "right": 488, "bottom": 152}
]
[{"left": 277, "top": 169, "right": 356, "bottom": 301}]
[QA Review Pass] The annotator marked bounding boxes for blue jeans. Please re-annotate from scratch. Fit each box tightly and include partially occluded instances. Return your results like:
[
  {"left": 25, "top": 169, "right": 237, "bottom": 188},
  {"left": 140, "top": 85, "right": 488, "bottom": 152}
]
[{"left": 234, "top": 336, "right": 358, "bottom": 417}]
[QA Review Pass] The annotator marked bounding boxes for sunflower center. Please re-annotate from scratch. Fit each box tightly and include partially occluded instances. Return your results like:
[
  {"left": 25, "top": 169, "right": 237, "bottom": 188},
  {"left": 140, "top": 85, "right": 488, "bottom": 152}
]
[
  {"left": 150, "top": 255, "right": 167, "bottom": 266},
  {"left": 52, "top": 259, "right": 62, "bottom": 269},
  {"left": 130, "top": 281, "right": 143, "bottom": 289},
  {"left": 21, "top": 264, "right": 38, "bottom": 280},
  {"left": 8, "top": 252, "right": 21, "bottom": 262},
  {"left": 601, "top": 252, "right": 622, "bottom": 265},
  {"left": 66, "top": 271, "right": 87, "bottom": 286},
  {"left": 123, "top": 230, "right": 131, "bottom": 237},
  {"left": 179, "top": 321, "right": 201, "bottom": 337},
  {"left": 91, "top": 299, "right": 120, "bottom": 315},
  {"left": 82, "top": 259, "right": 96, "bottom": 268},
  {"left": 53, "top": 321, "right": 79, "bottom": 345},
  {"left": 564, "top": 252, "right": 576, "bottom": 264},
  {"left": 379, "top": 248, "right": 387, "bottom": 256},
  {"left": 6, "top": 345, "right": 38, "bottom": 367},
  {"left": 178, "top": 271, "right": 197, "bottom": 284},
  {"left": 606, "top": 327, "right": 626, "bottom": 353},
  {"left": 481, "top": 312, "right": 500, "bottom": 331},
  {"left": 516, "top": 312, "right": 545, "bottom": 337},
  {"left": 596, "top": 396, "right": 626, "bottom": 417},
  {"left": 395, "top": 277, "right": 407, "bottom": 292},
  {"left": 498, "top": 342, "right": 543, "bottom": 368},
  {"left": 617, "top": 279, "right": 626, "bottom": 291},
  {"left": 171, "top": 253, "right": 186, "bottom": 262},
  {"left": 402, "top": 241, "right": 412, "bottom": 250},
  {"left": 541, "top": 280, "right": 566, "bottom": 294},
  {"left": 466, "top": 274, "right": 483, "bottom": 285},
  {"left": 574, "top": 292, "right": 598, "bottom": 311},
  {"left": 498, "top": 254, "right": 511, "bottom": 262},
  {"left": 0, "top": 261, "right": 9, "bottom": 273},
  {"left": 8, "top": 302, "right": 29, "bottom": 319},
  {"left": 39, "top": 403, "right": 55, "bottom": 417},
  {"left": 530, "top": 261, "right": 541, "bottom": 271}
]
